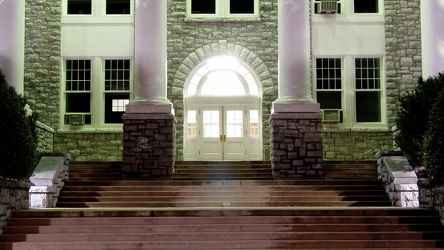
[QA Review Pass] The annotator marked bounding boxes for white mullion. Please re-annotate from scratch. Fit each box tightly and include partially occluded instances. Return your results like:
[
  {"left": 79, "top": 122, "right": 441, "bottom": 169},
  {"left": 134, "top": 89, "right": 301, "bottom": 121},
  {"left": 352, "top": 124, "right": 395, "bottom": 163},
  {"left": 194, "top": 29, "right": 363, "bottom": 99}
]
[
  {"left": 91, "top": 57, "right": 102, "bottom": 127},
  {"left": 343, "top": 55, "right": 355, "bottom": 127}
]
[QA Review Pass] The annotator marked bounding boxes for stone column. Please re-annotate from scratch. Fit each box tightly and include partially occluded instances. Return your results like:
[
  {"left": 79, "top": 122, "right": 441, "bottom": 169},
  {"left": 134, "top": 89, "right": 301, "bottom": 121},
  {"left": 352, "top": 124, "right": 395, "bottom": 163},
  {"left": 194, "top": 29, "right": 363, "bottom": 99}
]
[
  {"left": 123, "top": 0, "right": 175, "bottom": 179},
  {"left": 0, "top": 0, "right": 25, "bottom": 94},
  {"left": 271, "top": 0, "right": 323, "bottom": 179},
  {"left": 421, "top": 0, "right": 444, "bottom": 78}
]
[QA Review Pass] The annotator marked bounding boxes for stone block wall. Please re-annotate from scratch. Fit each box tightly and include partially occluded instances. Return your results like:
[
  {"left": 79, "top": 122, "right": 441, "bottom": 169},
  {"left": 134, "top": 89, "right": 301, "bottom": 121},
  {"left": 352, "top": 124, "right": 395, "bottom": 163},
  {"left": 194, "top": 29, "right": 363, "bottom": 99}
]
[
  {"left": 29, "top": 154, "right": 70, "bottom": 208},
  {"left": 24, "top": 0, "right": 62, "bottom": 129},
  {"left": 384, "top": 0, "right": 422, "bottom": 127},
  {"left": 419, "top": 180, "right": 444, "bottom": 226},
  {"left": 323, "top": 130, "right": 394, "bottom": 161},
  {"left": 376, "top": 152, "right": 419, "bottom": 207},
  {"left": 0, "top": 179, "right": 29, "bottom": 234},
  {"left": 270, "top": 113, "right": 323, "bottom": 178},
  {"left": 54, "top": 131, "right": 123, "bottom": 162},
  {"left": 36, "top": 121, "right": 55, "bottom": 154},
  {"left": 123, "top": 114, "right": 176, "bottom": 179}
]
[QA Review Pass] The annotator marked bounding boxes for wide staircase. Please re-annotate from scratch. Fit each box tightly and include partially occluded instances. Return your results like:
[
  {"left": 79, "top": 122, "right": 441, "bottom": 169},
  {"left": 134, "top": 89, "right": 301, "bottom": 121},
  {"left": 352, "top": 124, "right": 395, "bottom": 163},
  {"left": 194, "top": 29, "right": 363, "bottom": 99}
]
[{"left": 0, "top": 161, "right": 443, "bottom": 249}]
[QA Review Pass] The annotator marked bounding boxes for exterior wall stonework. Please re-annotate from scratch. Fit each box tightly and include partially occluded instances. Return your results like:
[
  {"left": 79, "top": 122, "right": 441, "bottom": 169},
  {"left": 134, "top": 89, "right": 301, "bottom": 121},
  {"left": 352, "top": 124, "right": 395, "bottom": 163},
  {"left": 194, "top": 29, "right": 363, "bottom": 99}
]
[
  {"left": 0, "top": 179, "right": 29, "bottom": 234},
  {"left": 24, "top": 0, "right": 62, "bottom": 129},
  {"left": 18, "top": 1, "right": 421, "bottom": 163},
  {"left": 54, "top": 132, "right": 123, "bottom": 162},
  {"left": 323, "top": 130, "right": 394, "bottom": 161},
  {"left": 36, "top": 121, "right": 55, "bottom": 154},
  {"left": 384, "top": 0, "right": 422, "bottom": 127},
  {"left": 167, "top": 0, "right": 278, "bottom": 160}
]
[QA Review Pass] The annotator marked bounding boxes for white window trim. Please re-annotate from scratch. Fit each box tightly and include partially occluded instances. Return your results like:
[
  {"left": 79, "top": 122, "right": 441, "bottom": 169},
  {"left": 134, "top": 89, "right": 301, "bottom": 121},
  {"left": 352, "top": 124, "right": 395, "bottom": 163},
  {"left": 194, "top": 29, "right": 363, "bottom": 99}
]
[
  {"left": 186, "top": 0, "right": 260, "bottom": 20},
  {"left": 313, "top": 55, "right": 386, "bottom": 129},
  {"left": 62, "top": 0, "right": 134, "bottom": 24},
  {"left": 312, "top": 0, "right": 384, "bottom": 23},
  {"left": 61, "top": 57, "right": 133, "bottom": 129}
]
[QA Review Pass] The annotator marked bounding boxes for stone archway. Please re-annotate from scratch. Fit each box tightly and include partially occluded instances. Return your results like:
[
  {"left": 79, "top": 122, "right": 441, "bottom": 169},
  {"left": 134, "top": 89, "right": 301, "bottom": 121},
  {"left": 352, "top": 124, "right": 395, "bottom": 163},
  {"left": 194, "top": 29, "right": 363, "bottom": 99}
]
[{"left": 171, "top": 41, "right": 274, "bottom": 160}]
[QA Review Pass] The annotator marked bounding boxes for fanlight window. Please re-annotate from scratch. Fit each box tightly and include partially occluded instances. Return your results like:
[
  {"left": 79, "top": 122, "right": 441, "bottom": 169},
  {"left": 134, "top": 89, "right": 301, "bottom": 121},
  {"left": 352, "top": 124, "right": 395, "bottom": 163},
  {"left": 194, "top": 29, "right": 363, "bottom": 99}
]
[{"left": 187, "top": 56, "right": 259, "bottom": 97}]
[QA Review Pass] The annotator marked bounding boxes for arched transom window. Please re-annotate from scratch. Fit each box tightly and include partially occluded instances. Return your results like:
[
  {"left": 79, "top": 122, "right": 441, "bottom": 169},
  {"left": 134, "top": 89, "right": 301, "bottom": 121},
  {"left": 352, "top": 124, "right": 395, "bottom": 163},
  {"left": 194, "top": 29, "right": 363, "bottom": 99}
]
[{"left": 186, "top": 56, "right": 260, "bottom": 97}]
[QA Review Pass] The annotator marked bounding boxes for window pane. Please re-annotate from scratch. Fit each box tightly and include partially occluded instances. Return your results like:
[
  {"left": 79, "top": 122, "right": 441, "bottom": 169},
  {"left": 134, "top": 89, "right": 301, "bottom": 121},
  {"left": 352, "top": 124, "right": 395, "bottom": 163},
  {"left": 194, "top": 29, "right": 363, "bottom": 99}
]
[
  {"left": 316, "top": 58, "right": 341, "bottom": 90},
  {"left": 68, "top": 0, "right": 92, "bottom": 15},
  {"left": 187, "top": 110, "right": 197, "bottom": 137},
  {"left": 226, "top": 110, "right": 243, "bottom": 138},
  {"left": 230, "top": 0, "right": 254, "bottom": 14},
  {"left": 191, "top": 0, "right": 216, "bottom": 14},
  {"left": 203, "top": 110, "right": 220, "bottom": 138},
  {"left": 66, "top": 93, "right": 90, "bottom": 112},
  {"left": 317, "top": 91, "right": 342, "bottom": 109},
  {"left": 356, "top": 91, "right": 381, "bottom": 122},
  {"left": 66, "top": 60, "right": 91, "bottom": 91},
  {"left": 105, "top": 60, "right": 131, "bottom": 91},
  {"left": 105, "top": 93, "right": 130, "bottom": 123},
  {"left": 249, "top": 110, "right": 259, "bottom": 137},
  {"left": 355, "top": 58, "right": 381, "bottom": 90},
  {"left": 354, "top": 0, "right": 378, "bottom": 13},
  {"left": 106, "top": 0, "right": 131, "bottom": 15}
]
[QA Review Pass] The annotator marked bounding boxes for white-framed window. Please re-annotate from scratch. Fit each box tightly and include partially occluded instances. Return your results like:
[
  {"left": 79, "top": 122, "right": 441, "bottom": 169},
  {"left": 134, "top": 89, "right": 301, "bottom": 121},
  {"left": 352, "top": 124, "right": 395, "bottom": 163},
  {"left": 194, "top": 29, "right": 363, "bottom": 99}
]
[
  {"left": 313, "top": 0, "right": 383, "bottom": 17},
  {"left": 64, "top": 59, "right": 92, "bottom": 125},
  {"left": 187, "top": 0, "right": 259, "bottom": 19},
  {"left": 353, "top": 0, "right": 379, "bottom": 13},
  {"left": 104, "top": 59, "right": 131, "bottom": 124},
  {"left": 63, "top": 0, "right": 134, "bottom": 22},
  {"left": 314, "top": 56, "right": 385, "bottom": 127},
  {"left": 354, "top": 58, "right": 381, "bottom": 122},
  {"left": 315, "top": 58, "right": 343, "bottom": 122},
  {"left": 63, "top": 58, "right": 132, "bottom": 127}
]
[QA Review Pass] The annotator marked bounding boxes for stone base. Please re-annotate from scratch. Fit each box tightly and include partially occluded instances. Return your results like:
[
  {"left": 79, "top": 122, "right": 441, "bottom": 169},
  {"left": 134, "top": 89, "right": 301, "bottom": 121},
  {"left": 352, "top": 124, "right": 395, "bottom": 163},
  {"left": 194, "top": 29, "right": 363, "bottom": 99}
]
[
  {"left": 270, "top": 112, "right": 323, "bottom": 179},
  {"left": 122, "top": 113, "right": 176, "bottom": 179}
]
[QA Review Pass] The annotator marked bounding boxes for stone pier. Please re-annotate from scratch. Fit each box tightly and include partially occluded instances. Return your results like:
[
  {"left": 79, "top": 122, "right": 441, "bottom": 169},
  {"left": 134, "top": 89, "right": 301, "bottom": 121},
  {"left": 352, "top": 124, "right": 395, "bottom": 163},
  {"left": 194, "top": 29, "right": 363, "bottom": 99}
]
[
  {"left": 271, "top": 0, "right": 323, "bottom": 178},
  {"left": 123, "top": 0, "right": 174, "bottom": 179},
  {"left": 123, "top": 114, "right": 175, "bottom": 179}
]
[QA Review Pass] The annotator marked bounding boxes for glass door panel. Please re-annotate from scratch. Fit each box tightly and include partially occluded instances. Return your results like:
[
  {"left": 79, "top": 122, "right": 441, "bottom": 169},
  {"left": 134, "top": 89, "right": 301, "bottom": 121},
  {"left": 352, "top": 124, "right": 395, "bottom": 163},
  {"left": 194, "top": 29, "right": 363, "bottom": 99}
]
[
  {"left": 200, "top": 109, "right": 223, "bottom": 160},
  {"left": 226, "top": 110, "right": 243, "bottom": 138},
  {"left": 203, "top": 110, "right": 220, "bottom": 138}
]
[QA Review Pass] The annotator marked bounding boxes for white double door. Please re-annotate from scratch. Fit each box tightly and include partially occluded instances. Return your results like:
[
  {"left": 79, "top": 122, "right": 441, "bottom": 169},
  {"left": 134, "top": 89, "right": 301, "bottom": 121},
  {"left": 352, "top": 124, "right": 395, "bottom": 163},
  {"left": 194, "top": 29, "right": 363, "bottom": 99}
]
[{"left": 185, "top": 105, "right": 261, "bottom": 161}]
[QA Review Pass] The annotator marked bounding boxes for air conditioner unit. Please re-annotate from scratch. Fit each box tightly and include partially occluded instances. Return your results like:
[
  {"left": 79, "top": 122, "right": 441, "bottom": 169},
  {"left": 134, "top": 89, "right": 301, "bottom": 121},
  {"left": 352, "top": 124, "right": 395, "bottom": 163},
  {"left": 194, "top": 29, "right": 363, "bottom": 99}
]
[
  {"left": 322, "top": 109, "right": 341, "bottom": 122},
  {"left": 67, "top": 114, "right": 85, "bottom": 125},
  {"left": 319, "top": 0, "right": 338, "bottom": 14}
]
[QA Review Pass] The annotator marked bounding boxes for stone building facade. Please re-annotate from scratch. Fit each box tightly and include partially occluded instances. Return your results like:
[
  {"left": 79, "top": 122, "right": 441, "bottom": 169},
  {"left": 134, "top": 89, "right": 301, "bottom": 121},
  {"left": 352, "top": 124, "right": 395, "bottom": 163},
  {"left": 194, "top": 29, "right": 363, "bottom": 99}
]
[{"left": 0, "top": 0, "right": 430, "bottom": 162}]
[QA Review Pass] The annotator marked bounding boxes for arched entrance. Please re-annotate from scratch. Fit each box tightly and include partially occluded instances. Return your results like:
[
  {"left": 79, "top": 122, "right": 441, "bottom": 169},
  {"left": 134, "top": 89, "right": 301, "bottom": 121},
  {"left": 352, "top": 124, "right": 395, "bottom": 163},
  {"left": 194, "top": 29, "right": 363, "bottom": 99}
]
[{"left": 184, "top": 56, "right": 263, "bottom": 161}]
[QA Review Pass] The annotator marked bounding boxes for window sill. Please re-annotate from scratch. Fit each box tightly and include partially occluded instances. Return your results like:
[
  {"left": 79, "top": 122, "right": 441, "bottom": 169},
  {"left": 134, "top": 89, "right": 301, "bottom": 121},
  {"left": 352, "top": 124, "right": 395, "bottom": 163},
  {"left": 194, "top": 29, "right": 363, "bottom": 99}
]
[
  {"left": 185, "top": 17, "right": 261, "bottom": 23},
  {"left": 62, "top": 16, "right": 134, "bottom": 24},
  {"left": 57, "top": 127, "right": 123, "bottom": 134},
  {"left": 312, "top": 14, "right": 384, "bottom": 24},
  {"left": 322, "top": 124, "right": 391, "bottom": 133}
]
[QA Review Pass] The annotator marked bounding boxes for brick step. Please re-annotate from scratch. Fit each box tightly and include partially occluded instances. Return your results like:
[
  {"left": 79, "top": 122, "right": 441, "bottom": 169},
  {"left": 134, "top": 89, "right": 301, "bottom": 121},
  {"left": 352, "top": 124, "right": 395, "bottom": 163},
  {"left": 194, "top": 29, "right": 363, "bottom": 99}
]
[
  {"left": 2, "top": 209, "right": 443, "bottom": 249},
  {"left": 5, "top": 220, "right": 442, "bottom": 234},
  {"left": 62, "top": 179, "right": 384, "bottom": 186},
  {"left": 1, "top": 231, "right": 443, "bottom": 242},
  {"left": 59, "top": 190, "right": 388, "bottom": 197},
  {"left": 55, "top": 201, "right": 392, "bottom": 207},
  {"left": 57, "top": 195, "right": 390, "bottom": 203},
  {"left": 60, "top": 184, "right": 386, "bottom": 192},
  {"left": 1, "top": 239, "right": 443, "bottom": 249}
]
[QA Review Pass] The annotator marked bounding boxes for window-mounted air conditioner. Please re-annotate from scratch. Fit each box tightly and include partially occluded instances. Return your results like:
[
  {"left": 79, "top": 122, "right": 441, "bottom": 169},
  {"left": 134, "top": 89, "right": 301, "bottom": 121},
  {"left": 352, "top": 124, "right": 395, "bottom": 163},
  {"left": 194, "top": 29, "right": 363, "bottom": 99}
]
[
  {"left": 319, "top": 0, "right": 338, "bottom": 14},
  {"left": 321, "top": 109, "right": 341, "bottom": 122},
  {"left": 67, "top": 114, "right": 85, "bottom": 125}
]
